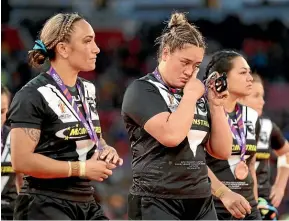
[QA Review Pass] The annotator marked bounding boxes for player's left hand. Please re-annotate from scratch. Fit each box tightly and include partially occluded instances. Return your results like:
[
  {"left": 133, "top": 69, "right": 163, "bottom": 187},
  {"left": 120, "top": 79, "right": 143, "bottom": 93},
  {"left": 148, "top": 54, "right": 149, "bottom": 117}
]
[
  {"left": 93, "top": 145, "right": 123, "bottom": 166},
  {"left": 207, "top": 73, "right": 229, "bottom": 106},
  {"left": 270, "top": 185, "right": 284, "bottom": 208}
]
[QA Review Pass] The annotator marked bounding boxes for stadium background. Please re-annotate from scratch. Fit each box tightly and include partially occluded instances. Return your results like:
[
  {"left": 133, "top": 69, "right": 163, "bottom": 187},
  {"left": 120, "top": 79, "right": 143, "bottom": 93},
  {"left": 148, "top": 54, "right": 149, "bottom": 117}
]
[{"left": 1, "top": 0, "right": 289, "bottom": 219}]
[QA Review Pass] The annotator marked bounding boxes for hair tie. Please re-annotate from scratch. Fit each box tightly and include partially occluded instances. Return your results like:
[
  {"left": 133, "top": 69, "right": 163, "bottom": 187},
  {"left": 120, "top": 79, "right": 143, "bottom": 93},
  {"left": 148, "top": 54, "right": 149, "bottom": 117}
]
[{"left": 32, "top": 40, "right": 47, "bottom": 53}]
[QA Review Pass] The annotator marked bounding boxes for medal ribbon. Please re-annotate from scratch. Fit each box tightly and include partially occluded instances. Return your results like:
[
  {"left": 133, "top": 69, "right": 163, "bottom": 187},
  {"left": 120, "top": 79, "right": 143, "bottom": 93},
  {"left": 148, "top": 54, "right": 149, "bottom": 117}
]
[
  {"left": 226, "top": 105, "right": 246, "bottom": 161},
  {"left": 153, "top": 68, "right": 208, "bottom": 112},
  {"left": 153, "top": 68, "right": 182, "bottom": 95},
  {"left": 48, "top": 67, "right": 102, "bottom": 151}
]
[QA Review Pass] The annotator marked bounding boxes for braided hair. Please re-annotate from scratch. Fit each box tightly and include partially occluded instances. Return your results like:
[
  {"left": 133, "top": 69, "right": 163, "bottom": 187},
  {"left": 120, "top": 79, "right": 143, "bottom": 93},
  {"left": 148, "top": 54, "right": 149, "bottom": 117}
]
[
  {"left": 28, "top": 13, "right": 84, "bottom": 68},
  {"left": 155, "top": 12, "right": 206, "bottom": 62},
  {"left": 204, "top": 50, "right": 242, "bottom": 80}
]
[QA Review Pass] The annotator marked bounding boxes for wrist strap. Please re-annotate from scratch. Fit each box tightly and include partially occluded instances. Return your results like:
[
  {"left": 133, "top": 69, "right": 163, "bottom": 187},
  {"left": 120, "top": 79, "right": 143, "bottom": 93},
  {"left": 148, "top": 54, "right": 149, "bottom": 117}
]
[
  {"left": 67, "top": 161, "right": 72, "bottom": 177},
  {"left": 215, "top": 185, "right": 231, "bottom": 198},
  {"left": 79, "top": 161, "right": 86, "bottom": 177},
  {"left": 71, "top": 162, "right": 80, "bottom": 177},
  {"left": 69, "top": 161, "right": 86, "bottom": 177}
]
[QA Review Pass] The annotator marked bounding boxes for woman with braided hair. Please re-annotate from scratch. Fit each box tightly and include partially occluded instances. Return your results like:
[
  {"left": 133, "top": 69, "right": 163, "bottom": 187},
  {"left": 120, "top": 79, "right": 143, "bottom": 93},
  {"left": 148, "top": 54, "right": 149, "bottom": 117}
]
[
  {"left": 122, "top": 12, "right": 232, "bottom": 220},
  {"left": 205, "top": 50, "right": 262, "bottom": 220},
  {"left": 7, "top": 13, "right": 123, "bottom": 220},
  {"left": 1, "top": 85, "right": 16, "bottom": 220},
  {"left": 239, "top": 73, "right": 289, "bottom": 220}
]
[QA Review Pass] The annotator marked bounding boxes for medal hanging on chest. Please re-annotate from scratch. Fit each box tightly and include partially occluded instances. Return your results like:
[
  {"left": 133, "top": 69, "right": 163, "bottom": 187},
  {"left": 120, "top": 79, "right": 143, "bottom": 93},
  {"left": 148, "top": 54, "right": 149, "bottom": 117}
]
[
  {"left": 48, "top": 67, "right": 103, "bottom": 151},
  {"left": 226, "top": 105, "right": 248, "bottom": 180},
  {"left": 235, "top": 160, "right": 249, "bottom": 180}
]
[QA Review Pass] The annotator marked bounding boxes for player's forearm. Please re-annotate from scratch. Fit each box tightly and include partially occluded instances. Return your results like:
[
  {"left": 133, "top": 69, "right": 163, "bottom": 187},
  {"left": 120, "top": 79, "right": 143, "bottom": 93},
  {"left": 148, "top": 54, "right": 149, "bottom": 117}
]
[
  {"left": 12, "top": 153, "right": 70, "bottom": 179},
  {"left": 252, "top": 173, "right": 258, "bottom": 201},
  {"left": 249, "top": 157, "right": 258, "bottom": 201},
  {"left": 274, "top": 167, "right": 289, "bottom": 191},
  {"left": 11, "top": 128, "right": 72, "bottom": 178},
  {"left": 208, "top": 105, "right": 232, "bottom": 159},
  {"left": 208, "top": 166, "right": 230, "bottom": 197},
  {"left": 164, "top": 94, "right": 198, "bottom": 145},
  {"left": 274, "top": 152, "right": 289, "bottom": 190}
]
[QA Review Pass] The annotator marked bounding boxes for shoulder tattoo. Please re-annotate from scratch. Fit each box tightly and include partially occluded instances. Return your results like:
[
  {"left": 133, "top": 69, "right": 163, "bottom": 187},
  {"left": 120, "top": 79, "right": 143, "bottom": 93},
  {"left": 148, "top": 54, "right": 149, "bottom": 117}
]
[{"left": 21, "top": 128, "right": 41, "bottom": 143}]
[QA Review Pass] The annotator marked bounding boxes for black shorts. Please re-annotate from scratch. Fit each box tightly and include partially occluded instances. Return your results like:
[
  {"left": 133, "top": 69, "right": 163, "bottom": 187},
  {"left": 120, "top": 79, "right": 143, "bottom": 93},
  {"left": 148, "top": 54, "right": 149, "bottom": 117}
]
[
  {"left": 217, "top": 206, "right": 262, "bottom": 220},
  {"left": 128, "top": 193, "right": 217, "bottom": 220},
  {"left": 1, "top": 203, "right": 14, "bottom": 220},
  {"left": 14, "top": 194, "right": 108, "bottom": 220}
]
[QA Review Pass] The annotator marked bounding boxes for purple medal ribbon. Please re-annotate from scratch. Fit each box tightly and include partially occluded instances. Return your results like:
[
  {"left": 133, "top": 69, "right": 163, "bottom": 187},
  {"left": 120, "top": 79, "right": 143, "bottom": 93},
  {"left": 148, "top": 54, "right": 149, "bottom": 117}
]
[
  {"left": 226, "top": 105, "right": 246, "bottom": 161},
  {"left": 48, "top": 67, "right": 102, "bottom": 151}
]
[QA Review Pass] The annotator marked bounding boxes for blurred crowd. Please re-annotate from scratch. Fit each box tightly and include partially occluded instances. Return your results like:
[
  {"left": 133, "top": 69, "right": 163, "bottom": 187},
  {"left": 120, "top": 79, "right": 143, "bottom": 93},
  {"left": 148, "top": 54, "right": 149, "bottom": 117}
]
[{"left": 2, "top": 5, "right": 289, "bottom": 219}]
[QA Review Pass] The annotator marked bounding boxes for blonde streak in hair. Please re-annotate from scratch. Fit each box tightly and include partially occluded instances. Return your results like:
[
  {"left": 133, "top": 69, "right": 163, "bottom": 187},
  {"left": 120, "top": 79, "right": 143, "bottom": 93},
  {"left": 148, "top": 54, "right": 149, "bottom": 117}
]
[
  {"left": 170, "top": 27, "right": 200, "bottom": 49},
  {"left": 169, "top": 13, "right": 187, "bottom": 28},
  {"left": 169, "top": 29, "right": 186, "bottom": 44},
  {"left": 47, "top": 23, "right": 68, "bottom": 50},
  {"left": 48, "top": 15, "right": 77, "bottom": 50},
  {"left": 189, "top": 23, "right": 203, "bottom": 48},
  {"left": 50, "top": 16, "right": 69, "bottom": 47},
  {"left": 40, "top": 16, "right": 62, "bottom": 50},
  {"left": 62, "top": 16, "right": 77, "bottom": 40},
  {"left": 190, "top": 29, "right": 200, "bottom": 48},
  {"left": 46, "top": 30, "right": 62, "bottom": 50}
]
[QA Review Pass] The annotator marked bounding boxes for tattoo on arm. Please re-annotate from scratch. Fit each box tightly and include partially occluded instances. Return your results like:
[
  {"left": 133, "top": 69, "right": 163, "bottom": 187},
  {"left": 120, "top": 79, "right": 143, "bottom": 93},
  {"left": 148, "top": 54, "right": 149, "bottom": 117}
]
[{"left": 21, "top": 128, "right": 41, "bottom": 143}]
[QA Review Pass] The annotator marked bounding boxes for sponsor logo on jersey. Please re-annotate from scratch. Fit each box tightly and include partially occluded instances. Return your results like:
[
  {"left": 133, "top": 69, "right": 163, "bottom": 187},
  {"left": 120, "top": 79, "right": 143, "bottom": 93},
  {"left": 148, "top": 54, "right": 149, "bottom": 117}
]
[
  {"left": 232, "top": 144, "right": 257, "bottom": 152},
  {"left": 197, "top": 99, "right": 207, "bottom": 113},
  {"left": 1, "top": 166, "right": 14, "bottom": 173},
  {"left": 87, "top": 97, "right": 96, "bottom": 111},
  {"left": 195, "top": 98, "right": 208, "bottom": 117},
  {"left": 167, "top": 93, "right": 178, "bottom": 112},
  {"left": 245, "top": 120, "right": 255, "bottom": 135},
  {"left": 259, "top": 131, "right": 269, "bottom": 144},
  {"left": 58, "top": 101, "right": 72, "bottom": 120},
  {"left": 256, "top": 152, "right": 270, "bottom": 160},
  {"left": 192, "top": 119, "right": 209, "bottom": 127},
  {"left": 58, "top": 101, "right": 66, "bottom": 113},
  {"left": 55, "top": 124, "right": 101, "bottom": 140}
]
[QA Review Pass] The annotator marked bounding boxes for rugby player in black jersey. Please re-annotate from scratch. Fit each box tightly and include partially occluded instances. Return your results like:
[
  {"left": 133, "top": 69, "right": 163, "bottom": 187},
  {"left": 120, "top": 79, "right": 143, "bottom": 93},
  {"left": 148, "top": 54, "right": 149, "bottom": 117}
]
[
  {"left": 205, "top": 50, "right": 262, "bottom": 220},
  {"left": 7, "top": 13, "right": 123, "bottom": 220},
  {"left": 240, "top": 73, "right": 289, "bottom": 219},
  {"left": 1, "top": 85, "right": 17, "bottom": 220},
  {"left": 122, "top": 12, "right": 233, "bottom": 220}
]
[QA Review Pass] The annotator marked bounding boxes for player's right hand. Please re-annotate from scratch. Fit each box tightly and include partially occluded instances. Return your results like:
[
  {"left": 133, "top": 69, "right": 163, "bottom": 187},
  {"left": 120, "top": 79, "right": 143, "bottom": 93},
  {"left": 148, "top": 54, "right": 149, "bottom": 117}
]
[
  {"left": 220, "top": 190, "right": 252, "bottom": 219},
  {"left": 183, "top": 68, "right": 205, "bottom": 100},
  {"left": 85, "top": 159, "right": 116, "bottom": 182}
]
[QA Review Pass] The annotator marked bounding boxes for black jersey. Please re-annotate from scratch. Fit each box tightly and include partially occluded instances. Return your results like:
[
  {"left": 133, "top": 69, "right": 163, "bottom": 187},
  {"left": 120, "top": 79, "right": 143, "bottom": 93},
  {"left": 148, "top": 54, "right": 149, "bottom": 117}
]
[
  {"left": 206, "top": 105, "right": 259, "bottom": 212},
  {"left": 122, "top": 73, "right": 211, "bottom": 199},
  {"left": 256, "top": 117, "right": 286, "bottom": 200},
  {"left": 6, "top": 73, "right": 101, "bottom": 202},
  {"left": 1, "top": 125, "right": 18, "bottom": 205}
]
